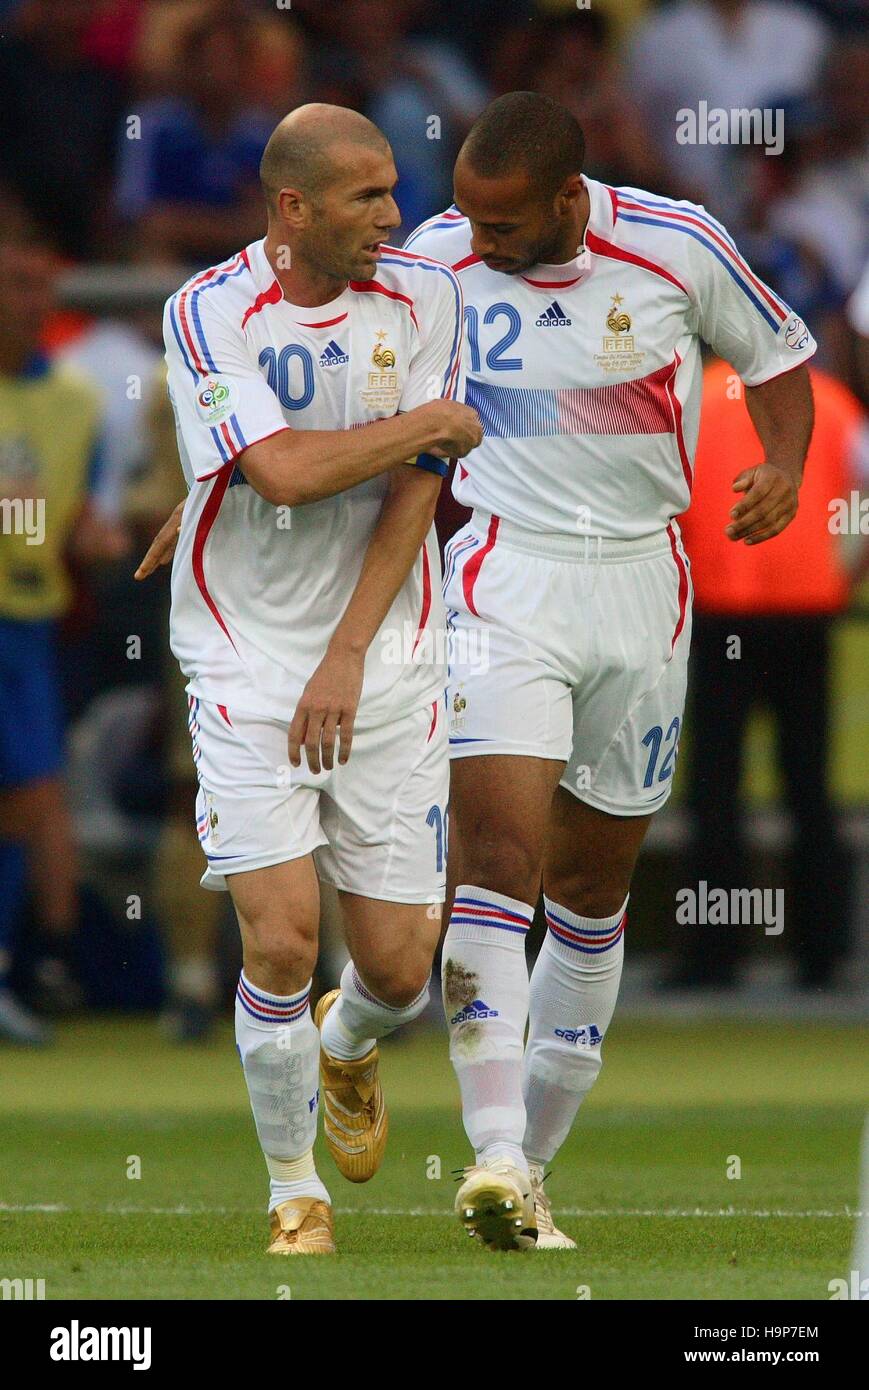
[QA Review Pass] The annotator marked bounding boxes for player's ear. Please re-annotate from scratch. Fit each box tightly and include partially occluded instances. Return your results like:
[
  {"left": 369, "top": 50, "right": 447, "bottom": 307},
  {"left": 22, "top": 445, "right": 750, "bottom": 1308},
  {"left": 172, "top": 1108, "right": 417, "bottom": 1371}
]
[
  {"left": 277, "top": 186, "right": 306, "bottom": 228},
  {"left": 556, "top": 173, "right": 584, "bottom": 214}
]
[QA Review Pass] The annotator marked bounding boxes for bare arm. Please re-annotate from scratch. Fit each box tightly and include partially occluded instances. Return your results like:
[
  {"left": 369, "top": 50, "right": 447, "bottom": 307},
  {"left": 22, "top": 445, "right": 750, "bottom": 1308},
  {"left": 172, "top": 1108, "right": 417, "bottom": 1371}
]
[
  {"left": 133, "top": 398, "right": 480, "bottom": 578},
  {"left": 288, "top": 464, "right": 442, "bottom": 772},
  {"left": 241, "top": 398, "right": 480, "bottom": 507},
  {"left": 726, "top": 363, "right": 814, "bottom": 545},
  {"left": 328, "top": 463, "right": 441, "bottom": 661}
]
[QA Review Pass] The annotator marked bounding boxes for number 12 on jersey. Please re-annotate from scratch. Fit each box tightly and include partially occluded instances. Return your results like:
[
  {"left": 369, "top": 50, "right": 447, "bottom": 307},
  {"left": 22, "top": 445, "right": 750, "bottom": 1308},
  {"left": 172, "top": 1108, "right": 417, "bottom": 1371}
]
[{"left": 642, "top": 717, "right": 680, "bottom": 788}]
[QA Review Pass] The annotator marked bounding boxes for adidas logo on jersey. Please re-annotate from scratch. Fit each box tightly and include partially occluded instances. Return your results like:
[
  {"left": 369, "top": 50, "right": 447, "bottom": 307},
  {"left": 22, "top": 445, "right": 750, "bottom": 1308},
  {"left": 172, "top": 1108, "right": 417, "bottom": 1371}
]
[
  {"left": 319, "top": 340, "right": 349, "bottom": 366},
  {"left": 536, "top": 300, "right": 572, "bottom": 327},
  {"left": 554, "top": 1023, "right": 603, "bottom": 1046},
  {"left": 450, "top": 998, "right": 500, "bottom": 1025}
]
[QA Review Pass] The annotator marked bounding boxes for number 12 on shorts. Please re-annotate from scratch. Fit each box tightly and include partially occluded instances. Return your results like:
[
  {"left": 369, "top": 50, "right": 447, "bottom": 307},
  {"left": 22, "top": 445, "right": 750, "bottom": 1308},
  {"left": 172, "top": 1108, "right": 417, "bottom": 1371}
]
[
  {"left": 642, "top": 717, "right": 681, "bottom": 788},
  {"left": 426, "top": 804, "right": 448, "bottom": 873}
]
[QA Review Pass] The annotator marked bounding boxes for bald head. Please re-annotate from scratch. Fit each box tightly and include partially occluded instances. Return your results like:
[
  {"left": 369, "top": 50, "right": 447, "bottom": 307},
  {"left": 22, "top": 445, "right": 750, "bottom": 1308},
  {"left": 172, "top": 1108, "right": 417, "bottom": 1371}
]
[
  {"left": 259, "top": 104, "right": 401, "bottom": 288},
  {"left": 260, "top": 104, "right": 390, "bottom": 212}
]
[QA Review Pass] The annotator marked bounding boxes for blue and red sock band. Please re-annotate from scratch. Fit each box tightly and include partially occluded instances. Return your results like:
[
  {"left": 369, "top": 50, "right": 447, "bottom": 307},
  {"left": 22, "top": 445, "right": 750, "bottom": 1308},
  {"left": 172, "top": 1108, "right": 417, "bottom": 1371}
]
[{"left": 236, "top": 972, "right": 310, "bottom": 1024}]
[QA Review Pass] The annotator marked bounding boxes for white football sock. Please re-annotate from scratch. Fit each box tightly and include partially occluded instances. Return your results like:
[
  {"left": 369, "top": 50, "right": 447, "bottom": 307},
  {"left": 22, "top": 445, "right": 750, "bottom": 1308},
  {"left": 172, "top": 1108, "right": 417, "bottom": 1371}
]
[
  {"left": 442, "top": 884, "right": 534, "bottom": 1173},
  {"left": 265, "top": 1150, "right": 328, "bottom": 1211},
  {"left": 523, "top": 895, "right": 627, "bottom": 1166},
  {"left": 234, "top": 972, "right": 329, "bottom": 1211},
  {"left": 319, "top": 959, "right": 430, "bottom": 1061}
]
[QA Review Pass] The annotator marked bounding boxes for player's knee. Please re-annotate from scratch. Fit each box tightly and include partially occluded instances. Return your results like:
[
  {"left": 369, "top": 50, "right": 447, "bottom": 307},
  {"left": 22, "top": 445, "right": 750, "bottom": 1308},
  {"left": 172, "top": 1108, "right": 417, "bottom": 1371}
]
[
  {"left": 362, "top": 957, "right": 431, "bottom": 1010},
  {"left": 243, "top": 924, "right": 318, "bottom": 993},
  {"left": 459, "top": 833, "right": 541, "bottom": 906},
  {"left": 546, "top": 868, "right": 629, "bottom": 921}
]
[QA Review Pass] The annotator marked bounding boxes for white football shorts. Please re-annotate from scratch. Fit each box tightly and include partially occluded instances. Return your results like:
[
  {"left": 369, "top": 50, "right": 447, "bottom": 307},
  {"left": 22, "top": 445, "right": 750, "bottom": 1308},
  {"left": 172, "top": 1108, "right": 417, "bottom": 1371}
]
[
  {"left": 186, "top": 693, "right": 449, "bottom": 901},
  {"left": 443, "top": 509, "right": 693, "bottom": 817}
]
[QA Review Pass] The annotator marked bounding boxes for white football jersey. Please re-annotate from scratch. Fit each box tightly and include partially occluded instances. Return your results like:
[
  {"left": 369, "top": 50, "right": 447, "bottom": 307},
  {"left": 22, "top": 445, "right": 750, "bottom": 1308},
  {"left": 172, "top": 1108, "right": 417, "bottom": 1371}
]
[
  {"left": 405, "top": 176, "right": 816, "bottom": 539},
  {"left": 164, "top": 238, "right": 463, "bottom": 725}
]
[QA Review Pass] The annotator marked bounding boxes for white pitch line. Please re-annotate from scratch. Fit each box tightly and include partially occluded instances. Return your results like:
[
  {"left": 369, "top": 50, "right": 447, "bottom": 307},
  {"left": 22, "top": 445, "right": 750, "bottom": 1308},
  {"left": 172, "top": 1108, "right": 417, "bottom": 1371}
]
[
  {"left": 0, "top": 1203, "right": 67, "bottom": 1212},
  {"left": 347, "top": 1207, "right": 861, "bottom": 1219},
  {"left": 556, "top": 1207, "right": 863, "bottom": 1219},
  {"left": 0, "top": 1203, "right": 861, "bottom": 1218}
]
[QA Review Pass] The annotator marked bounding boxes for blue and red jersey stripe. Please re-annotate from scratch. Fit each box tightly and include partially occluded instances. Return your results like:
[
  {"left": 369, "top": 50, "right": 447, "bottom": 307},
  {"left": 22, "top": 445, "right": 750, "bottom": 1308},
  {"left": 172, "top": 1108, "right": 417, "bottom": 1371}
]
[{"left": 612, "top": 189, "right": 789, "bottom": 332}]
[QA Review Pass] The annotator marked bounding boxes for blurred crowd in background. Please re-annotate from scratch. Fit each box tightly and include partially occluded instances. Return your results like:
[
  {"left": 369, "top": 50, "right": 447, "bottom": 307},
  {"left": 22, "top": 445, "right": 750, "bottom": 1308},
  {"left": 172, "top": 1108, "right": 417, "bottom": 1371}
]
[{"left": 0, "top": 0, "right": 866, "bottom": 1044}]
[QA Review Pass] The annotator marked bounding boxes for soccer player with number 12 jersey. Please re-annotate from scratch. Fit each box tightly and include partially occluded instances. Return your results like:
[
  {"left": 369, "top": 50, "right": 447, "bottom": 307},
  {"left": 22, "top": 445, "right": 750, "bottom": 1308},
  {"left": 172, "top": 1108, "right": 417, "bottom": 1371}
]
[{"left": 406, "top": 92, "right": 816, "bottom": 1251}]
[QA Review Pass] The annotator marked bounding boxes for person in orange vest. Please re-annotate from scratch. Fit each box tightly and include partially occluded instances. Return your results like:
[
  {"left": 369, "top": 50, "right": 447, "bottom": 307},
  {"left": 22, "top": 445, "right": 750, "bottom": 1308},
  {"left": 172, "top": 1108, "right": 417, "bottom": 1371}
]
[{"left": 671, "top": 357, "right": 866, "bottom": 989}]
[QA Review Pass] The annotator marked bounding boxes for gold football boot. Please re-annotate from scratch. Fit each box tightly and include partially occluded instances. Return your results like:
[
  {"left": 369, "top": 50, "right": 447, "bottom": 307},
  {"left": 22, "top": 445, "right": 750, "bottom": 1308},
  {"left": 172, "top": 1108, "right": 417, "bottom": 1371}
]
[
  {"left": 454, "top": 1158, "right": 538, "bottom": 1251},
  {"left": 266, "top": 1198, "right": 335, "bottom": 1254},
  {"left": 529, "top": 1165, "right": 577, "bottom": 1250},
  {"left": 314, "top": 989, "right": 388, "bottom": 1183}
]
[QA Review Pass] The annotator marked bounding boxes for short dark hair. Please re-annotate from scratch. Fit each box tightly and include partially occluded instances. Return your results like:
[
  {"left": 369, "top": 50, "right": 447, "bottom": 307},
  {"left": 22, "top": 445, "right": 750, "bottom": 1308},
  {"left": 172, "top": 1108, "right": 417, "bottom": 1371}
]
[{"left": 459, "top": 92, "right": 586, "bottom": 199}]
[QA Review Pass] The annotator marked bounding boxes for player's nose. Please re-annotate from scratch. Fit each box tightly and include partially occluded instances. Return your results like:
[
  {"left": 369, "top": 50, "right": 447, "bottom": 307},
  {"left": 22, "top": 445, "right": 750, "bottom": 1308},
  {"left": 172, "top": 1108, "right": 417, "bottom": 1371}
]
[
  {"left": 378, "top": 195, "right": 402, "bottom": 231},
  {"left": 470, "top": 232, "right": 497, "bottom": 259}
]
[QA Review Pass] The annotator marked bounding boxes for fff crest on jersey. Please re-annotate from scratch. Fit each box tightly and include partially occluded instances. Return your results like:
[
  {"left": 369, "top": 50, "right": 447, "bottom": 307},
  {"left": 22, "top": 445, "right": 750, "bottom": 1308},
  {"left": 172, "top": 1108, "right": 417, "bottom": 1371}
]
[
  {"left": 361, "top": 329, "right": 401, "bottom": 411},
  {"left": 205, "top": 796, "right": 220, "bottom": 846},
  {"left": 451, "top": 689, "right": 467, "bottom": 732},
  {"left": 594, "top": 293, "right": 646, "bottom": 375}
]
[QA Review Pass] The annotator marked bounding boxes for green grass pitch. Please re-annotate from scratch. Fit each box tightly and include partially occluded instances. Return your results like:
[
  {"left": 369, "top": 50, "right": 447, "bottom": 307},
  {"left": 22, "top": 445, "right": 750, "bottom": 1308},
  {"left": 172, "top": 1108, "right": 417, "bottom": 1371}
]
[{"left": 0, "top": 1016, "right": 865, "bottom": 1300}]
